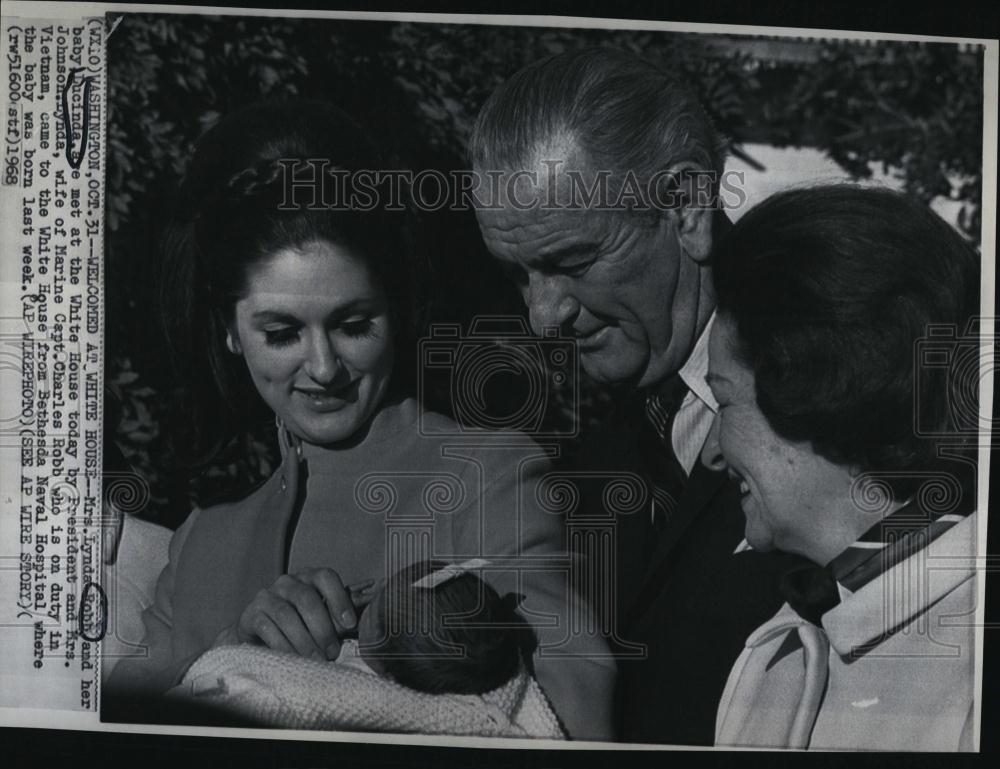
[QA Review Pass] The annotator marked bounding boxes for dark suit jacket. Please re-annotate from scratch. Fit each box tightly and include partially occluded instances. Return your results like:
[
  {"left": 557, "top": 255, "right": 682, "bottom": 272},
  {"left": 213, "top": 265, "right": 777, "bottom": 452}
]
[{"left": 567, "top": 392, "right": 804, "bottom": 745}]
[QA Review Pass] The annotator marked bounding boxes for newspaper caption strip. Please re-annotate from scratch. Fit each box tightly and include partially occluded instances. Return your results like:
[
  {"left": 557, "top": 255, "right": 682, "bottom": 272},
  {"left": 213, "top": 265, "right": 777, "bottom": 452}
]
[{"left": 1, "top": 11, "right": 105, "bottom": 713}]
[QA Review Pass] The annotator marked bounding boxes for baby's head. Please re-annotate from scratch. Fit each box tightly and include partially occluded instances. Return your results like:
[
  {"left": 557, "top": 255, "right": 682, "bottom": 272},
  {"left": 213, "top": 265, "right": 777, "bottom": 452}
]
[{"left": 357, "top": 560, "right": 534, "bottom": 694}]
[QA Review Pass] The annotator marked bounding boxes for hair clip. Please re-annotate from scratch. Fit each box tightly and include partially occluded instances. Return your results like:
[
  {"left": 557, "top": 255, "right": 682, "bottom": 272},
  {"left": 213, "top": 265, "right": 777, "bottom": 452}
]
[{"left": 412, "top": 558, "right": 491, "bottom": 589}]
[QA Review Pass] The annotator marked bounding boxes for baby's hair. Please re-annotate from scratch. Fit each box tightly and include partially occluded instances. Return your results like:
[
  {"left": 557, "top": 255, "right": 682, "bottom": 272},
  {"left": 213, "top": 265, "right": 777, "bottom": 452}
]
[{"left": 362, "top": 560, "right": 535, "bottom": 695}]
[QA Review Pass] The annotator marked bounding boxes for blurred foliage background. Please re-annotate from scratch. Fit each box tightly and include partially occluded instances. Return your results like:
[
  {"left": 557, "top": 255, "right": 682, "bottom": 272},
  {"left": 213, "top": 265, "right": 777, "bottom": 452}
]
[{"left": 105, "top": 14, "right": 985, "bottom": 528}]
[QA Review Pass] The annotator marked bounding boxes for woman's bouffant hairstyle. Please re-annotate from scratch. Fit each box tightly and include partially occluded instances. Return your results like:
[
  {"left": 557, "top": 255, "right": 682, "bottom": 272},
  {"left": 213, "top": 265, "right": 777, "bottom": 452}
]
[
  {"left": 712, "top": 184, "right": 980, "bottom": 502},
  {"left": 157, "top": 99, "right": 421, "bottom": 462},
  {"left": 361, "top": 560, "right": 535, "bottom": 695}
]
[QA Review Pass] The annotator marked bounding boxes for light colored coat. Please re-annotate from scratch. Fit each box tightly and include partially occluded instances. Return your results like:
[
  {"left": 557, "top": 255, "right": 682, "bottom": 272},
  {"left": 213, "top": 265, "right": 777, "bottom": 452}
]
[{"left": 715, "top": 513, "right": 979, "bottom": 751}]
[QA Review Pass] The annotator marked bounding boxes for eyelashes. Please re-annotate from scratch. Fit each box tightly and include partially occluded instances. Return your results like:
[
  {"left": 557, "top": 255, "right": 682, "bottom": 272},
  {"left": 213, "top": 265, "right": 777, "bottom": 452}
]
[
  {"left": 340, "top": 319, "right": 378, "bottom": 339},
  {"left": 263, "top": 319, "right": 378, "bottom": 348},
  {"left": 264, "top": 327, "right": 300, "bottom": 347}
]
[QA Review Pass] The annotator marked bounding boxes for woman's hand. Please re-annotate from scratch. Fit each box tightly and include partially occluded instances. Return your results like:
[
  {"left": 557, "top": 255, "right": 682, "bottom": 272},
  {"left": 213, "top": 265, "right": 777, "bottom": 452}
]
[{"left": 215, "top": 568, "right": 359, "bottom": 661}]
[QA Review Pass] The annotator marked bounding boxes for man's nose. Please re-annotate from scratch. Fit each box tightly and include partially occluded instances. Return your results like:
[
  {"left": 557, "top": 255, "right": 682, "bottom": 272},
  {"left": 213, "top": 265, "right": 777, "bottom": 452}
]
[
  {"left": 304, "top": 332, "right": 341, "bottom": 384},
  {"left": 525, "top": 274, "right": 579, "bottom": 334},
  {"left": 700, "top": 412, "right": 728, "bottom": 473}
]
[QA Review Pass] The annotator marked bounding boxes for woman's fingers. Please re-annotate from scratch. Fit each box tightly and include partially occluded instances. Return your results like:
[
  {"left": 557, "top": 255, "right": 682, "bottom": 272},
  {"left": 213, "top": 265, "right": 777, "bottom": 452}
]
[
  {"left": 348, "top": 578, "right": 384, "bottom": 610},
  {"left": 250, "top": 613, "right": 297, "bottom": 656},
  {"left": 306, "top": 568, "right": 357, "bottom": 636},
  {"left": 278, "top": 576, "right": 338, "bottom": 655},
  {"left": 236, "top": 570, "right": 365, "bottom": 661},
  {"left": 240, "top": 585, "right": 324, "bottom": 660},
  {"left": 347, "top": 578, "right": 376, "bottom": 596},
  {"left": 269, "top": 598, "right": 325, "bottom": 660},
  {"left": 238, "top": 600, "right": 297, "bottom": 656}
]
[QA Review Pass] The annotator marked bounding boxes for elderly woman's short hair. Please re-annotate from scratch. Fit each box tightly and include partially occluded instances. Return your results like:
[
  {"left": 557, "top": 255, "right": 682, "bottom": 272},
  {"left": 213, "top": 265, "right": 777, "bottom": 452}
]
[{"left": 712, "top": 184, "right": 979, "bottom": 500}]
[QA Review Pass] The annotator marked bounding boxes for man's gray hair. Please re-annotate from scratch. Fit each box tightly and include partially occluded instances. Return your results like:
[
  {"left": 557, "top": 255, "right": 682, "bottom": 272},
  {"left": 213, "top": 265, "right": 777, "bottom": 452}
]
[{"left": 469, "top": 47, "right": 727, "bottom": 185}]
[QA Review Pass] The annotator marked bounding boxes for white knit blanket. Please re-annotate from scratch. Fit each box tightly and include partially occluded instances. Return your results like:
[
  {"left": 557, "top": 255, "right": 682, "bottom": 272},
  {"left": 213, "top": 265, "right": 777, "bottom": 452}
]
[{"left": 168, "top": 641, "right": 565, "bottom": 739}]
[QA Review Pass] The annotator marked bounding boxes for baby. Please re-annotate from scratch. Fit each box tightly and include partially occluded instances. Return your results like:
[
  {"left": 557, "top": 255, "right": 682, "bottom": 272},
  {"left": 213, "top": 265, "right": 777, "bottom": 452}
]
[
  {"left": 172, "top": 558, "right": 563, "bottom": 736},
  {"left": 354, "top": 559, "right": 536, "bottom": 694}
]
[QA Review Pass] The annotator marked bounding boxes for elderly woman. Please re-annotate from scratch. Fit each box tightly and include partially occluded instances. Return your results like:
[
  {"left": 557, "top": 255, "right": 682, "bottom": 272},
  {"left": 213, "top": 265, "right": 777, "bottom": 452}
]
[
  {"left": 702, "top": 185, "right": 980, "bottom": 751},
  {"left": 105, "top": 100, "right": 614, "bottom": 739}
]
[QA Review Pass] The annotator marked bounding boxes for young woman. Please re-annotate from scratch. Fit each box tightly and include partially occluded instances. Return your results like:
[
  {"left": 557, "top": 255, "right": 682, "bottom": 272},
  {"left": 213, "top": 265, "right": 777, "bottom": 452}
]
[{"left": 106, "top": 100, "right": 614, "bottom": 740}]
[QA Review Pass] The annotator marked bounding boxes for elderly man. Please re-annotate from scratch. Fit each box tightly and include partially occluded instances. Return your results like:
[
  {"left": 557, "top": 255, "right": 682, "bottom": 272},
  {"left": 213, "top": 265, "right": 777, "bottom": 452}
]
[{"left": 469, "top": 48, "right": 803, "bottom": 744}]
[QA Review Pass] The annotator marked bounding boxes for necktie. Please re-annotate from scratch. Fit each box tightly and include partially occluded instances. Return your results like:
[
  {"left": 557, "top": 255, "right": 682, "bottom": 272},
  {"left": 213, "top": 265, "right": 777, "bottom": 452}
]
[{"left": 638, "top": 374, "right": 690, "bottom": 536}]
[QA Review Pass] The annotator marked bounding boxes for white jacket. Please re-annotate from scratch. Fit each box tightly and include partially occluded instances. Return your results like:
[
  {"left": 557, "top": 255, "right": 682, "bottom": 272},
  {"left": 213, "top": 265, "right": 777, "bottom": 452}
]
[{"left": 715, "top": 513, "right": 979, "bottom": 751}]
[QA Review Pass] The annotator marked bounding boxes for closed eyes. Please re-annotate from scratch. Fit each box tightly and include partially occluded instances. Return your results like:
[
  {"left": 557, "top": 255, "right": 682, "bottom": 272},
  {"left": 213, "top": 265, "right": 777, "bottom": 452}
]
[{"left": 262, "top": 317, "right": 378, "bottom": 347}]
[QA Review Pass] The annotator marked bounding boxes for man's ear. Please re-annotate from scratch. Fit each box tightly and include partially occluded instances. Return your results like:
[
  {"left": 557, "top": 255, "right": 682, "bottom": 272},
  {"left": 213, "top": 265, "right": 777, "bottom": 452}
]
[{"left": 668, "top": 162, "right": 715, "bottom": 264}]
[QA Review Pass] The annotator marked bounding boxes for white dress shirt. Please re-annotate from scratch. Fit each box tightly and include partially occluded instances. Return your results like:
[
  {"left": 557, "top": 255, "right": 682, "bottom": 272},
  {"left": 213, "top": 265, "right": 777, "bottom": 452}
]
[{"left": 671, "top": 313, "right": 719, "bottom": 475}]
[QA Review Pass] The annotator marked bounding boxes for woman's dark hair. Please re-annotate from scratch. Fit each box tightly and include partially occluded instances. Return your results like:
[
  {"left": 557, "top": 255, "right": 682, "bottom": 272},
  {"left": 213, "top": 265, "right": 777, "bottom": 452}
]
[
  {"left": 363, "top": 560, "right": 534, "bottom": 695},
  {"left": 157, "top": 99, "right": 421, "bottom": 462},
  {"left": 712, "top": 184, "right": 979, "bottom": 501}
]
